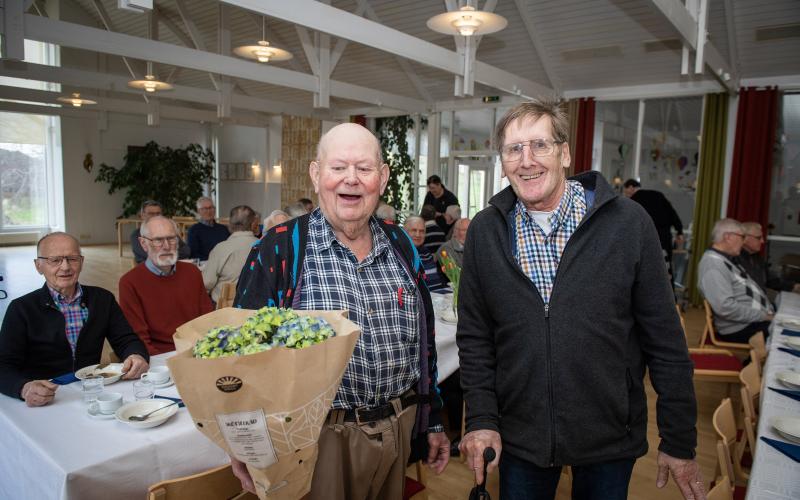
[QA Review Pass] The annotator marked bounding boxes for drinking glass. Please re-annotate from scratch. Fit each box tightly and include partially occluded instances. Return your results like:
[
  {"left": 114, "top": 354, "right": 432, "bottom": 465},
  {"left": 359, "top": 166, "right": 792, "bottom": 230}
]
[
  {"left": 133, "top": 375, "right": 154, "bottom": 401},
  {"left": 82, "top": 377, "right": 104, "bottom": 405}
]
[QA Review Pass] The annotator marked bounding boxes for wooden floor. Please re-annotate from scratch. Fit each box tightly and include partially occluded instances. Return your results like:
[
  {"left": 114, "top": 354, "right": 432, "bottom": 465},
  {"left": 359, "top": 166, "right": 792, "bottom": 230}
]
[{"left": 0, "top": 243, "right": 735, "bottom": 499}]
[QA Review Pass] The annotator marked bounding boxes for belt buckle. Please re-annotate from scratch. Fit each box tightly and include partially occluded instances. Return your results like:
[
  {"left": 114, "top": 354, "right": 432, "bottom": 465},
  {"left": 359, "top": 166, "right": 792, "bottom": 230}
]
[{"left": 354, "top": 406, "right": 369, "bottom": 426}]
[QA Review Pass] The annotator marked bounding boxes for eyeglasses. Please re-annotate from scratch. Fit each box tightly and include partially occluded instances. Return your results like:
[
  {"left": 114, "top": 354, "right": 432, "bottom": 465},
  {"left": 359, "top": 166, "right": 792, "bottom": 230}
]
[
  {"left": 727, "top": 232, "right": 746, "bottom": 239},
  {"left": 746, "top": 233, "right": 764, "bottom": 240},
  {"left": 141, "top": 236, "right": 179, "bottom": 247},
  {"left": 37, "top": 255, "right": 83, "bottom": 266},
  {"left": 501, "top": 138, "right": 565, "bottom": 163}
]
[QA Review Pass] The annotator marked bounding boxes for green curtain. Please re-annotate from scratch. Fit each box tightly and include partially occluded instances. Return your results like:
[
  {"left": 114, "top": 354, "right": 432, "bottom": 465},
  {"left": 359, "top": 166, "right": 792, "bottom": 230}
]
[{"left": 687, "top": 93, "right": 729, "bottom": 305}]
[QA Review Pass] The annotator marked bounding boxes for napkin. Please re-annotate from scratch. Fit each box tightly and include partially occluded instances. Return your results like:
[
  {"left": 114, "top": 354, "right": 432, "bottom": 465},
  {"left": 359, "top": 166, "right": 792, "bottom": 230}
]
[
  {"left": 777, "top": 347, "right": 800, "bottom": 358},
  {"left": 769, "top": 387, "right": 800, "bottom": 403},
  {"left": 50, "top": 372, "right": 79, "bottom": 385},
  {"left": 154, "top": 395, "right": 185, "bottom": 408},
  {"left": 760, "top": 437, "right": 800, "bottom": 463},
  {"left": 782, "top": 329, "right": 800, "bottom": 337}
]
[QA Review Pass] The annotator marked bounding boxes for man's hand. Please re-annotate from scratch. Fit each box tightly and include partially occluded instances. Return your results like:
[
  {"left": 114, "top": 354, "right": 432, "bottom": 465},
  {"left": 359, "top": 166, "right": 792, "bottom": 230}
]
[
  {"left": 656, "top": 451, "right": 706, "bottom": 500},
  {"left": 121, "top": 354, "right": 149, "bottom": 379},
  {"left": 459, "top": 429, "right": 502, "bottom": 485},
  {"left": 765, "top": 312, "right": 775, "bottom": 322},
  {"left": 230, "top": 455, "right": 256, "bottom": 494},
  {"left": 21, "top": 380, "right": 58, "bottom": 407},
  {"left": 427, "top": 431, "right": 450, "bottom": 474}
]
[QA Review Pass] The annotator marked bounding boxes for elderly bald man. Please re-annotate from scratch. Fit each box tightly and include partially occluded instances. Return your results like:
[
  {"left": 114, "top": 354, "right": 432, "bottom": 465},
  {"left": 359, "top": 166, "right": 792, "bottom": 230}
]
[
  {"left": 233, "top": 123, "right": 449, "bottom": 500},
  {"left": 0, "top": 232, "right": 149, "bottom": 406},
  {"left": 120, "top": 216, "right": 213, "bottom": 355}
]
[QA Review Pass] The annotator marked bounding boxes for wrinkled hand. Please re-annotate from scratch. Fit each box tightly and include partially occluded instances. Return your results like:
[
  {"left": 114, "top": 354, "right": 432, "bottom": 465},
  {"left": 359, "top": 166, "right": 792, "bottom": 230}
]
[
  {"left": 21, "top": 380, "right": 58, "bottom": 407},
  {"left": 427, "top": 431, "right": 450, "bottom": 474},
  {"left": 459, "top": 429, "right": 502, "bottom": 485},
  {"left": 656, "top": 451, "right": 706, "bottom": 500},
  {"left": 230, "top": 455, "right": 256, "bottom": 494},
  {"left": 121, "top": 354, "right": 149, "bottom": 379}
]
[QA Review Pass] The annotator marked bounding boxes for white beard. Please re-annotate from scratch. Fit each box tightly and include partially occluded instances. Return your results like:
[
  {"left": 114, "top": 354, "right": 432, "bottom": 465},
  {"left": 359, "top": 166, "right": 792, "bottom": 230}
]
[{"left": 154, "top": 253, "right": 178, "bottom": 267}]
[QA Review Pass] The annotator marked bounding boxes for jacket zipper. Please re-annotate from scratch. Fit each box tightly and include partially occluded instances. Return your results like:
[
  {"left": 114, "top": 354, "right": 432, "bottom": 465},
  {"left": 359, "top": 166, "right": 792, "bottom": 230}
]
[{"left": 544, "top": 303, "right": 556, "bottom": 466}]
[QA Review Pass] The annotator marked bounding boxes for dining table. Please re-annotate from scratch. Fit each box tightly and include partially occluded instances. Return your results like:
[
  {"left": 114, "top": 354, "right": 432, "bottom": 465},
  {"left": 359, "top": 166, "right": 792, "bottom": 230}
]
[
  {"left": 0, "top": 353, "right": 229, "bottom": 500},
  {"left": 746, "top": 291, "right": 800, "bottom": 499}
]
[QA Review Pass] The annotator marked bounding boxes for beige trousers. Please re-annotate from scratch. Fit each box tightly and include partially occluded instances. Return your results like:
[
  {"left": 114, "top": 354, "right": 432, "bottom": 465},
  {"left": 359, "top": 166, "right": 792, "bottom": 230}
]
[{"left": 306, "top": 402, "right": 418, "bottom": 500}]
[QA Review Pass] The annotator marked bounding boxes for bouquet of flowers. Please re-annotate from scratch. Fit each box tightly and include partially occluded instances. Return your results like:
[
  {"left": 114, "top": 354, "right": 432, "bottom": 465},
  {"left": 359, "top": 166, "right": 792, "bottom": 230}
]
[{"left": 439, "top": 249, "right": 461, "bottom": 309}]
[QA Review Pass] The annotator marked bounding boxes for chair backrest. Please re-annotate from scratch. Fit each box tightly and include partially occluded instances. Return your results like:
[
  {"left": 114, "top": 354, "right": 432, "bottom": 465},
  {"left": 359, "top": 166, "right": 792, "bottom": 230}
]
[
  {"left": 748, "top": 332, "right": 766, "bottom": 368},
  {"left": 712, "top": 398, "right": 737, "bottom": 445},
  {"left": 713, "top": 398, "right": 750, "bottom": 485},
  {"left": 707, "top": 471, "right": 734, "bottom": 500},
  {"left": 739, "top": 354, "right": 761, "bottom": 400},
  {"left": 147, "top": 464, "right": 255, "bottom": 500},
  {"left": 216, "top": 282, "right": 237, "bottom": 309},
  {"left": 702, "top": 299, "right": 750, "bottom": 350},
  {"left": 676, "top": 304, "right": 687, "bottom": 338}
]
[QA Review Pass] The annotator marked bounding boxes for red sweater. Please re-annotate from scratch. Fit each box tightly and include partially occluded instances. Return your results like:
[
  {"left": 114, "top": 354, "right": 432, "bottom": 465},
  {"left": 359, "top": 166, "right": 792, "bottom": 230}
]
[{"left": 119, "top": 262, "right": 213, "bottom": 355}]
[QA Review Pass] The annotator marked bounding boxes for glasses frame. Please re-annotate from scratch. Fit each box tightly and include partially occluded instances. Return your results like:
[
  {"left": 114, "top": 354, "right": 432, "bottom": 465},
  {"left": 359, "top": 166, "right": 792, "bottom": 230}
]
[
  {"left": 500, "top": 138, "right": 565, "bottom": 163},
  {"left": 36, "top": 255, "right": 84, "bottom": 266},
  {"left": 141, "top": 235, "right": 179, "bottom": 248}
]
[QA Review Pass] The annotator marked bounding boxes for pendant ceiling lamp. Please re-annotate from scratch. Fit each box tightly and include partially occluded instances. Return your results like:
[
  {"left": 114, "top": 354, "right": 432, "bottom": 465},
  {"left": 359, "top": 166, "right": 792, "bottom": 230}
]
[
  {"left": 427, "top": 5, "right": 507, "bottom": 37},
  {"left": 233, "top": 16, "right": 293, "bottom": 63},
  {"left": 57, "top": 92, "right": 97, "bottom": 107}
]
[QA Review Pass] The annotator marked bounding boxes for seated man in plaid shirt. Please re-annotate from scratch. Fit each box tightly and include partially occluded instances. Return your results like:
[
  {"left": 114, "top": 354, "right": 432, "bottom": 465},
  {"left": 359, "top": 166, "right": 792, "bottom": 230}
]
[{"left": 232, "top": 123, "right": 449, "bottom": 500}]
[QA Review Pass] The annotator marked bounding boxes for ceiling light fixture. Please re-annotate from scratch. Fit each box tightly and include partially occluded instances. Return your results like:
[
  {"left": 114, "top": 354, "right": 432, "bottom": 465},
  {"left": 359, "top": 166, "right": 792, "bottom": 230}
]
[
  {"left": 128, "top": 74, "right": 173, "bottom": 93},
  {"left": 427, "top": 5, "right": 507, "bottom": 37},
  {"left": 233, "top": 16, "right": 292, "bottom": 63},
  {"left": 56, "top": 92, "right": 97, "bottom": 108}
]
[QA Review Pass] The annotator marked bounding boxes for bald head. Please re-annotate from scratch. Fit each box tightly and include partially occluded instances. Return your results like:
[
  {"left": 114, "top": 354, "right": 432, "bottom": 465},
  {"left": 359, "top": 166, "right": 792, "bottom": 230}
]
[{"left": 316, "top": 123, "right": 383, "bottom": 165}]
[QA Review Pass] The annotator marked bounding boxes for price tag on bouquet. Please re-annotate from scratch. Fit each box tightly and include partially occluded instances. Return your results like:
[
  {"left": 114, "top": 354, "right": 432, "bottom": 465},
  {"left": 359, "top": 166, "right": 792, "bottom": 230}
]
[{"left": 216, "top": 409, "right": 278, "bottom": 468}]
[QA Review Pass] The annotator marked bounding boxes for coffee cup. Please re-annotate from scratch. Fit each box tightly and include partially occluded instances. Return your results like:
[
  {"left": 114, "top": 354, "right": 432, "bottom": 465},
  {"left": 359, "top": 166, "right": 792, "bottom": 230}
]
[
  {"left": 97, "top": 392, "right": 123, "bottom": 414},
  {"left": 146, "top": 366, "right": 170, "bottom": 385}
]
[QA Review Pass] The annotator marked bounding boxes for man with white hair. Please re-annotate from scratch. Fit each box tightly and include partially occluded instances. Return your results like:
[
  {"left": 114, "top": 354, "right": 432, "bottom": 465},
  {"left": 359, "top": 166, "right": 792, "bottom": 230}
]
[
  {"left": 119, "top": 216, "right": 213, "bottom": 354},
  {"left": 738, "top": 221, "right": 800, "bottom": 296},
  {"left": 375, "top": 201, "right": 397, "bottom": 222},
  {"left": 698, "top": 218, "right": 774, "bottom": 343},
  {"left": 437, "top": 217, "right": 470, "bottom": 267},
  {"left": 263, "top": 209, "right": 290, "bottom": 230},
  {"left": 203, "top": 205, "right": 259, "bottom": 303},
  {"left": 187, "top": 196, "right": 229, "bottom": 261}
]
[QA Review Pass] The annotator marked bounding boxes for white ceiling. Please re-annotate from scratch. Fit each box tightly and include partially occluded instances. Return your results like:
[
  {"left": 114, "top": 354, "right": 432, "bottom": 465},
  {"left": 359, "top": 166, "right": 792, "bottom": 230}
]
[{"left": 2, "top": 0, "right": 799, "bottom": 122}]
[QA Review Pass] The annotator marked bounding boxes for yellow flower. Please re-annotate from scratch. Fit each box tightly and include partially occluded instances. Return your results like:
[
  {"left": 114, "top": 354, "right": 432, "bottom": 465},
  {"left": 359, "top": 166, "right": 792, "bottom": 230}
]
[{"left": 441, "top": 250, "right": 448, "bottom": 257}]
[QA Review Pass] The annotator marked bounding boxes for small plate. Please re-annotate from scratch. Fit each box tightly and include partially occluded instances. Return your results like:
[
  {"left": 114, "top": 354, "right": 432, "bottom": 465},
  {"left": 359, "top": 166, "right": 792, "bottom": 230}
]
[
  {"left": 771, "top": 416, "right": 800, "bottom": 444},
  {"left": 75, "top": 363, "right": 124, "bottom": 385},
  {"left": 153, "top": 377, "right": 174, "bottom": 389},
  {"left": 776, "top": 370, "right": 800, "bottom": 390},
  {"left": 781, "top": 318, "right": 800, "bottom": 329},
  {"left": 115, "top": 400, "right": 178, "bottom": 429},
  {"left": 438, "top": 308, "right": 458, "bottom": 325},
  {"left": 785, "top": 337, "right": 800, "bottom": 350},
  {"left": 87, "top": 404, "right": 117, "bottom": 420}
]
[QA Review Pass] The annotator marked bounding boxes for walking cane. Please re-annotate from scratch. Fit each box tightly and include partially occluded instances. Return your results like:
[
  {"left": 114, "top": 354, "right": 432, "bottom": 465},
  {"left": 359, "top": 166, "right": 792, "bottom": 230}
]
[{"left": 468, "top": 447, "right": 496, "bottom": 500}]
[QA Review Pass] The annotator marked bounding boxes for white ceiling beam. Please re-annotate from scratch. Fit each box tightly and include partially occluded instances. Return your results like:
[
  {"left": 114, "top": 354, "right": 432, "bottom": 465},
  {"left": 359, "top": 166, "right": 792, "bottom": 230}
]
[
  {"left": 172, "top": 0, "right": 218, "bottom": 91},
  {"left": 315, "top": 29, "right": 331, "bottom": 108},
  {"left": 220, "top": 0, "right": 552, "bottom": 98},
  {"left": 89, "top": 0, "right": 139, "bottom": 80},
  {"left": 0, "top": 60, "right": 316, "bottom": 116},
  {"left": 646, "top": 0, "right": 737, "bottom": 92},
  {"left": 329, "top": 1, "right": 369, "bottom": 72},
  {"left": 2, "top": 0, "right": 25, "bottom": 60},
  {"left": 14, "top": 13, "right": 427, "bottom": 112},
  {"left": 563, "top": 80, "right": 723, "bottom": 101},
  {"left": 511, "top": 0, "right": 558, "bottom": 93},
  {"left": 295, "top": 26, "right": 319, "bottom": 75},
  {"left": 722, "top": 0, "right": 740, "bottom": 76},
  {"left": 740, "top": 74, "right": 800, "bottom": 89},
  {"left": 217, "top": 3, "right": 231, "bottom": 119},
  {"left": 155, "top": 8, "right": 193, "bottom": 49}
]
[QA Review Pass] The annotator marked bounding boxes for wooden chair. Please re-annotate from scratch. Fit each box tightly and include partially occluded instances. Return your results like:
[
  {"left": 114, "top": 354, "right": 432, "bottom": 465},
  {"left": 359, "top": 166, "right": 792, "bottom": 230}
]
[
  {"left": 739, "top": 355, "right": 761, "bottom": 455},
  {"left": 712, "top": 398, "right": 749, "bottom": 486},
  {"left": 678, "top": 305, "right": 743, "bottom": 386},
  {"left": 404, "top": 461, "right": 428, "bottom": 500},
  {"left": 701, "top": 300, "right": 750, "bottom": 353},
  {"left": 216, "top": 282, "right": 237, "bottom": 310},
  {"left": 748, "top": 331, "right": 767, "bottom": 371},
  {"left": 147, "top": 464, "right": 257, "bottom": 500},
  {"left": 707, "top": 472, "right": 734, "bottom": 500}
]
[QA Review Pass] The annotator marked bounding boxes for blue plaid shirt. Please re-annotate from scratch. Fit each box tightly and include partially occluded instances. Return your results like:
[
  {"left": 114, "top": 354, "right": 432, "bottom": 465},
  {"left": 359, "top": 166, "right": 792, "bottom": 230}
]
[
  {"left": 48, "top": 284, "right": 88, "bottom": 356},
  {"left": 513, "top": 180, "right": 587, "bottom": 304},
  {"left": 299, "top": 209, "right": 420, "bottom": 410}
]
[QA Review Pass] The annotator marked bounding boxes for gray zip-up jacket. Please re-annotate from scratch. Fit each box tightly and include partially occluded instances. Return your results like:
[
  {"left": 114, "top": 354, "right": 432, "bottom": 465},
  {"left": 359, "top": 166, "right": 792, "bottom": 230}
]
[{"left": 457, "top": 171, "right": 696, "bottom": 466}]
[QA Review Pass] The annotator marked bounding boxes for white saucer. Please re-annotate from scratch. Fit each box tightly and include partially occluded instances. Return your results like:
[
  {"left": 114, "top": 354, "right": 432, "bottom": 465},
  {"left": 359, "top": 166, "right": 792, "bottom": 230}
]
[
  {"left": 75, "top": 363, "right": 124, "bottom": 385},
  {"left": 781, "top": 319, "right": 800, "bottom": 329},
  {"left": 771, "top": 416, "right": 800, "bottom": 444},
  {"left": 785, "top": 337, "right": 800, "bottom": 350},
  {"left": 776, "top": 370, "right": 800, "bottom": 390},
  {"left": 152, "top": 377, "right": 174, "bottom": 389},
  {"left": 87, "top": 405, "right": 117, "bottom": 420}
]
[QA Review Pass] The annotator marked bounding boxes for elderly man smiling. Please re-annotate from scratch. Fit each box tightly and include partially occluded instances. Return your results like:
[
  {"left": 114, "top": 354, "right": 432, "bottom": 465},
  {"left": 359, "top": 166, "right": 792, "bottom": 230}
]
[
  {"left": 0, "top": 233, "right": 149, "bottom": 406},
  {"left": 120, "top": 216, "right": 212, "bottom": 355},
  {"left": 233, "top": 123, "right": 449, "bottom": 500}
]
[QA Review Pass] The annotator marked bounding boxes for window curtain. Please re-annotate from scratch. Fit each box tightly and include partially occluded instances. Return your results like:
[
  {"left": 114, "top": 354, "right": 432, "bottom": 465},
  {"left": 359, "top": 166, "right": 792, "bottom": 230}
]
[
  {"left": 726, "top": 87, "right": 779, "bottom": 229},
  {"left": 564, "top": 100, "right": 580, "bottom": 178},
  {"left": 687, "top": 93, "right": 729, "bottom": 305},
  {"left": 572, "top": 97, "right": 595, "bottom": 174}
]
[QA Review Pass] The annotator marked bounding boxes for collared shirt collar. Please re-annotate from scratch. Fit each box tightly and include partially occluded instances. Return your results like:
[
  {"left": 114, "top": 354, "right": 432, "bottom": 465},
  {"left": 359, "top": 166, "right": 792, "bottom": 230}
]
[
  {"left": 515, "top": 180, "right": 580, "bottom": 236},
  {"left": 312, "top": 208, "right": 390, "bottom": 264},
  {"left": 199, "top": 219, "right": 215, "bottom": 227},
  {"left": 145, "top": 258, "right": 176, "bottom": 276},
  {"left": 48, "top": 283, "right": 83, "bottom": 305}
]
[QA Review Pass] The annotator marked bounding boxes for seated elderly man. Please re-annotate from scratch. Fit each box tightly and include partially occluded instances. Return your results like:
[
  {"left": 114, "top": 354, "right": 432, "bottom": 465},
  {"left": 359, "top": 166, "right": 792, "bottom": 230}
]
[
  {"left": 120, "top": 216, "right": 213, "bottom": 355},
  {"left": 0, "top": 233, "right": 149, "bottom": 407},
  {"left": 404, "top": 216, "right": 449, "bottom": 292},
  {"left": 739, "top": 221, "right": 800, "bottom": 297},
  {"left": 421, "top": 204, "right": 446, "bottom": 255},
  {"left": 375, "top": 201, "right": 397, "bottom": 222},
  {"left": 437, "top": 217, "right": 470, "bottom": 267},
  {"left": 203, "top": 205, "right": 259, "bottom": 303},
  {"left": 187, "top": 196, "right": 230, "bottom": 261},
  {"left": 263, "top": 210, "right": 290, "bottom": 231},
  {"left": 699, "top": 218, "right": 774, "bottom": 343},
  {"left": 131, "top": 200, "right": 190, "bottom": 263},
  {"left": 443, "top": 205, "right": 461, "bottom": 238}
]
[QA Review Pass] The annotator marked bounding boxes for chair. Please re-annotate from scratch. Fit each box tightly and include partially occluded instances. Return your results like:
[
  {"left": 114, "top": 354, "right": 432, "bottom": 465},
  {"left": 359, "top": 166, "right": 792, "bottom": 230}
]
[
  {"left": 739, "top": 356, "right": 761, "bottom": 455},
  {"left": 707, "top": 472, "right": 735, "bottom": 500},
  {"left": 701, "top": 300, "right": 751, "bottom": 353},
  {"left": 216, "top": 282, "right": 237, "bottom": 309},
  {"left": 146, "top": 464, "right": 257, "bottom": 500},
  {"left": 712, "top": 398, "right": 749, "bottom": 486},
  {"left": 748, "top": 331, "right": 767, "bottom": 371},
  {"left": 404, "top": 461, "right": 428, "bottom": 500},
  {"left": 679, "top": 305, "right": 743, "bottom": 386}
]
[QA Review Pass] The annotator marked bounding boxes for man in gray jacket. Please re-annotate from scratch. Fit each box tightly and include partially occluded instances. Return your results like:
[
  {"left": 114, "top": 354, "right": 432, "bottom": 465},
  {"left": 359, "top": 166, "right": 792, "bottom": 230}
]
[
  {"left": 699, "top": 218, "right": 774, "bottom": 343},
  {"left": 457, "top": 100, "right": 703, "bottom": 500}
]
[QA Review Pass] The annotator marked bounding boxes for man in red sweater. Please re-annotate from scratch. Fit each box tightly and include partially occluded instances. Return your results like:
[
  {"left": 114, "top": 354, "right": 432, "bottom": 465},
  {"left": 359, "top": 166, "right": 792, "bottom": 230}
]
[{"left": 119, "top": 216, "right": 213, "bottom": 355}]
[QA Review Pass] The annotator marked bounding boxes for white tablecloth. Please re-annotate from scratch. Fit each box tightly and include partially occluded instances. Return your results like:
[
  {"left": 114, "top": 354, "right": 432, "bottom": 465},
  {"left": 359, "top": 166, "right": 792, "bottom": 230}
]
[
  {"left": 746, "top": 292, "right": 800, "bottom": 499},
  {"left": 432, "top": 291, "right": 459, "bottom": 382},
  {"left": 0, "top": 353, "right": 229, "bottom": 500}
]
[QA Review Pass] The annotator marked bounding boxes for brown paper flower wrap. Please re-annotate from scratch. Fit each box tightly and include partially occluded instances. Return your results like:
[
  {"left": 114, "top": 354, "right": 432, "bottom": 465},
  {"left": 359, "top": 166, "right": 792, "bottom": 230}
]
[{"left": 167, "top": 308, "right": 360, "bottom": 500}]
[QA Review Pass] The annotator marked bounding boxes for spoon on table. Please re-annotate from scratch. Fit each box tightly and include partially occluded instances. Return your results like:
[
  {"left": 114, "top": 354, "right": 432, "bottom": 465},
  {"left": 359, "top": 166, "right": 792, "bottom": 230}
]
[{"left": 128, "top": 401, "right": 179, "bottom": 421}]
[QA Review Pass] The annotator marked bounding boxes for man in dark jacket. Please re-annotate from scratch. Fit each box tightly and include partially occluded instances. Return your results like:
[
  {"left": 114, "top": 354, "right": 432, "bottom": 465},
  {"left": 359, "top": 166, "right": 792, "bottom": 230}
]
[
  {"left": 458, "top": 101, "right": 703, "bottom": 500},
  {"left": 739, "top": 221, "right": 800, "bottom": 296},
  {"left": 0, "top": 233, "right": 149, "bottom": 406},
  {"left": 423, "top": 175, "right": 459, "bottom": 233}
]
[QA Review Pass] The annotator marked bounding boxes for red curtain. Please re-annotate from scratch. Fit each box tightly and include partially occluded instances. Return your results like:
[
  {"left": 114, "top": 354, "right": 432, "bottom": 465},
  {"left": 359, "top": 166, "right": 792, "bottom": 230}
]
[
  {"left": 573, "top": 98, "right": 595, "bottom": 174},
  {"left": 726, "top": 87, "right": 779, "bottom": 229}
]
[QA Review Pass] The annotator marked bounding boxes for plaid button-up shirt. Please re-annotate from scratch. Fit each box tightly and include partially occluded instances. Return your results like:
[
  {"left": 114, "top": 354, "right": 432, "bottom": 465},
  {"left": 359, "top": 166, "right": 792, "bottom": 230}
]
[
  {"left": 48, "top": 284, "right": 88, "bottom": 356},
  {"left": 298, "top": 209, "right": 420, "bottom": 410},
  {"left": 513, "top": 180, "right": 587, "bottom": 304}
]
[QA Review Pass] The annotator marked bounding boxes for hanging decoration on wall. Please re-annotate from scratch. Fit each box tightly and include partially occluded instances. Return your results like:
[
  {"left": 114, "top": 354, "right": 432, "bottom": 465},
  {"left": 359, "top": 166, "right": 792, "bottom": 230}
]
[{"left": 83, "top": 153, "right": 94, "bottom": 173}]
